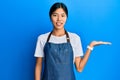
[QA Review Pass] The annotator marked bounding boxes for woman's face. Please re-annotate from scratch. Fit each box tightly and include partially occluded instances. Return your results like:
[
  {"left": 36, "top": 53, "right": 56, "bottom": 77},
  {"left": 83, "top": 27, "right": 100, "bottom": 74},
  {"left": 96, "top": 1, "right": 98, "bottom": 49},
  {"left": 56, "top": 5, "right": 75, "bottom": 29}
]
[{"left": 51, "top": 8, "right": 67, "bottom": 30}]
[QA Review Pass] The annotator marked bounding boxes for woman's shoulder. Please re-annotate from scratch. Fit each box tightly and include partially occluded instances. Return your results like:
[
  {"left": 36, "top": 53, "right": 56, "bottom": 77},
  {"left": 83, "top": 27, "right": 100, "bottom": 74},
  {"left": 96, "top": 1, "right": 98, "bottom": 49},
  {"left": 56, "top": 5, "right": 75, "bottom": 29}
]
[
  {"left": 37, "top": 32, "right": 50, "bottom": 41},
  {"left": 68, "top": 32, "right": 80, "bottom": 39}
]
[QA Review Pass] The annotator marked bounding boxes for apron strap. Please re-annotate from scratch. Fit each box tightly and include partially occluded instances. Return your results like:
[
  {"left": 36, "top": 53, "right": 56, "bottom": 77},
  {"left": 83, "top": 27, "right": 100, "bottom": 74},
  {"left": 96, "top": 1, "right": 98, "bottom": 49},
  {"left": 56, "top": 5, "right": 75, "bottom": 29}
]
[
  {"left": 46, "top": 30, "right": 70, "bottom": 42},
  {"left": 65, "top": 30, "right": 70, "bottom": 42},
  {"left": 46, "top": 31, "right": 53, "bottom": 42}
]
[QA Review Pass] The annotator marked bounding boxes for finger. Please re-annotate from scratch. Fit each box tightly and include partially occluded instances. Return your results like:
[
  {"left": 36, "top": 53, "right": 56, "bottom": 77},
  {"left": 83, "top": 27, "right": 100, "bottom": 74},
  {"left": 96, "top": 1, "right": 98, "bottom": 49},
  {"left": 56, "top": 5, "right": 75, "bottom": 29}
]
[
  {"left": 101, "top": 42, "right": 112, "bottom": 45},
  {"left": 104, "top": 42, "right": 112, "bottom": 45}
]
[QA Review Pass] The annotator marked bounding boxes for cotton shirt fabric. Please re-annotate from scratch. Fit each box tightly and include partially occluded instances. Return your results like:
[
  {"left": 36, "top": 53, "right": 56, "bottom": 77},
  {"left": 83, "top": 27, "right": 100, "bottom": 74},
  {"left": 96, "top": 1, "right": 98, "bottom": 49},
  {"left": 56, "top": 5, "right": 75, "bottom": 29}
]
[{"left": 34, "top": 32, "right": 84, "bottom": 62}]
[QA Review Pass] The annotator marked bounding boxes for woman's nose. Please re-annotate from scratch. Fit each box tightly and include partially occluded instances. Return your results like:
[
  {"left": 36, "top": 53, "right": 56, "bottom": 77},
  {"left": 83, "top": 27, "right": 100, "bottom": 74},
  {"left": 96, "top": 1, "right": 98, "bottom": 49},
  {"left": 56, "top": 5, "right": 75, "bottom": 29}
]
[{"left": 57, "top": 15, "right": 61, "bottom": 21}]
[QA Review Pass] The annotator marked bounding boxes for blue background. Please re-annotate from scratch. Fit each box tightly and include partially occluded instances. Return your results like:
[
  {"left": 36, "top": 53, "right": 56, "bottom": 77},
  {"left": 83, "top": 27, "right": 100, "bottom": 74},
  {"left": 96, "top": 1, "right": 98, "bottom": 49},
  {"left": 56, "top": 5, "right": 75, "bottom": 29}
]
[{"left": 0, "top": 0, "right": 120, "bottom": 80}]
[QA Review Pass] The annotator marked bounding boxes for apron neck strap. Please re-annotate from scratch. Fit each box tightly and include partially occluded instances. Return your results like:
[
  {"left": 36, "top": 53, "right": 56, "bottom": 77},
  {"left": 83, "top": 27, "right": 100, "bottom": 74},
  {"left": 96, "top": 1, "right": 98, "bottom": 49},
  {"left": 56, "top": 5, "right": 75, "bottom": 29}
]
[
  {"left": 65, "top": 30, "right": 70, "bottom": 42},
  {"left": 47, "top": 30, "right": 70, "bottom": 42}
]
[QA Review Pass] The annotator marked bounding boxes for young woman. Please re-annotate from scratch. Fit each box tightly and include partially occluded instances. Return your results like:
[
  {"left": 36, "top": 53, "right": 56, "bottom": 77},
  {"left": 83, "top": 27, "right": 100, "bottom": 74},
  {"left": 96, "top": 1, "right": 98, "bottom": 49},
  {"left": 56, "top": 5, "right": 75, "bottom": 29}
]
[{"left": 34, "top": 2, "right": 111, "bottom": 80}]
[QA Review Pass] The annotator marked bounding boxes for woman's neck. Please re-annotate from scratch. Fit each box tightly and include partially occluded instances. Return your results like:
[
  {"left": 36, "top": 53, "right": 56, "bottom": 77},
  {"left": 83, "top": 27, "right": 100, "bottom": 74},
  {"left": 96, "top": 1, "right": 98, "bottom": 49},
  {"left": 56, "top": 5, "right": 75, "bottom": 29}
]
[{"left": 52, "top": 29, "right": 65, "bottom": 37}]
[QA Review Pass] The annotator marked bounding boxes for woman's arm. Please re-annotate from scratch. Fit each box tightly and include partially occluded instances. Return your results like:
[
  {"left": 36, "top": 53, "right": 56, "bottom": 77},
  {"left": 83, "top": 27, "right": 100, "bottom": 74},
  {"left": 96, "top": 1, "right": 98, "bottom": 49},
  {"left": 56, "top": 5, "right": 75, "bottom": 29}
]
[
  {"left": 35, "top": 57, "right": 43, "bottom": 80},
  {"left": 75, "top": 41, "right": 111, "bottom": 72}
]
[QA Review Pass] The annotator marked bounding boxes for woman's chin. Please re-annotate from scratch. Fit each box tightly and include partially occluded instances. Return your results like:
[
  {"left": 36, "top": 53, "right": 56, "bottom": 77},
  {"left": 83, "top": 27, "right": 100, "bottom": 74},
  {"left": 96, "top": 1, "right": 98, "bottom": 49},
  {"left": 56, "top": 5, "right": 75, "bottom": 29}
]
[{"left": 54, "top": 26, "right": 64, "bottom": 30}]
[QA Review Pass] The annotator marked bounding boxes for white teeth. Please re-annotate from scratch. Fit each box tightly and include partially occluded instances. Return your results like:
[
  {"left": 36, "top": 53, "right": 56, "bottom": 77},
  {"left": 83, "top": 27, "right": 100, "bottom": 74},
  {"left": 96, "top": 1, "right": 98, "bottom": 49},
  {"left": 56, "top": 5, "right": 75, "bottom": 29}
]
[{"left": 56, "top": 22, "right": 62, "bottom": 26}]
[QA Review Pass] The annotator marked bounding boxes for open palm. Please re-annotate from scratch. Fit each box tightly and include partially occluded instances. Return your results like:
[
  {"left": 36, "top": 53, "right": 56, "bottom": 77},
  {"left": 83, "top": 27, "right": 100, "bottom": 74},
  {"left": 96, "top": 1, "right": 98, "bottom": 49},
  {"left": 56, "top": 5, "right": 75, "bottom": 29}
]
[{"left": 90, "top": 41, "right": 112, "bottom": 47}]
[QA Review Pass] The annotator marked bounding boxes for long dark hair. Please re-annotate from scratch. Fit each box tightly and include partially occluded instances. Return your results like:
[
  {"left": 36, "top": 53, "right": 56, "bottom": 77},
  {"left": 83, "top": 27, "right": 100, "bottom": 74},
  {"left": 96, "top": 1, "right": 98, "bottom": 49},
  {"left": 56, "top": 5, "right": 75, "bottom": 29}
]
[{"left": 49, "top": 2, "right": 68, "bottom": 19}]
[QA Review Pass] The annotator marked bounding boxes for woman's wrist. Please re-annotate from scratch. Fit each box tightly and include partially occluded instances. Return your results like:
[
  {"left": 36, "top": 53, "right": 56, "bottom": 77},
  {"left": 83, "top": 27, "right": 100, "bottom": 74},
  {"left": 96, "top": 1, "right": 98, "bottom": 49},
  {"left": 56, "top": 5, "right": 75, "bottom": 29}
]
[
  {"left": 87, "top": 42, "right": 94, "bottom": 50},
  {"left": 87, "top": 45, "right": 94, "bottom": 51}
]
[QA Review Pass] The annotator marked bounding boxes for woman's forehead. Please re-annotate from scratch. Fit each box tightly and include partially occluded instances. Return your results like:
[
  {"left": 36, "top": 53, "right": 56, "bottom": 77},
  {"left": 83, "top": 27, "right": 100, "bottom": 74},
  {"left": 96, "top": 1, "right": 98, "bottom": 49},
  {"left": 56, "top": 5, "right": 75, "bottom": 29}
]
[{"left": 52, "top": 8, "right": 66, "bottom": 14}]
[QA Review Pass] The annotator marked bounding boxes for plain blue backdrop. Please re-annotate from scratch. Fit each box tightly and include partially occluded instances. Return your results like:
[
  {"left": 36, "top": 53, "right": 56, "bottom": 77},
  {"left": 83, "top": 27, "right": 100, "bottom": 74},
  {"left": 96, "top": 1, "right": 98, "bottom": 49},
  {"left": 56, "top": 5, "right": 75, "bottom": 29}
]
[{"left": 0, "top": 0, "right": 120, "bottom": 80}]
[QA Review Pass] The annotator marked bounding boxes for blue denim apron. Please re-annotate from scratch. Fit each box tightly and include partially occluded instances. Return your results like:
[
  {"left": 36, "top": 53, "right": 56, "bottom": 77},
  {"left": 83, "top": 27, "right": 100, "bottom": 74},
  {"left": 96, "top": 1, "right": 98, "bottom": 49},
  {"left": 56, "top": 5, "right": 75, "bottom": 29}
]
[{"left": 42, "top": 31, "right": 75, "bottom": 80}]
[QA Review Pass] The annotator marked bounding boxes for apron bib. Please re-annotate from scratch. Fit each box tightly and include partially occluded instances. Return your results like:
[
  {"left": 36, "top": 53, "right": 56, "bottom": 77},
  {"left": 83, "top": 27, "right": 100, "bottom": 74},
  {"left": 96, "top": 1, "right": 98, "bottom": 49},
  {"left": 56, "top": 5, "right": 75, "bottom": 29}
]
[{"left": 42, "top": 31, "right": 75, "bottom": 80}]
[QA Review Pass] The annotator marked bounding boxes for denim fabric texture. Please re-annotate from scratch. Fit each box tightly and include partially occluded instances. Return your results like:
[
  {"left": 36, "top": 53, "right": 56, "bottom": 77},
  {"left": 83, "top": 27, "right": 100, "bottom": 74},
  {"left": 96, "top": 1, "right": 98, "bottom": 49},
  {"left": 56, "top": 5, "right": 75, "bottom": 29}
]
[{"left": 42, "top": 31, "right": 76, "bottom": 80}]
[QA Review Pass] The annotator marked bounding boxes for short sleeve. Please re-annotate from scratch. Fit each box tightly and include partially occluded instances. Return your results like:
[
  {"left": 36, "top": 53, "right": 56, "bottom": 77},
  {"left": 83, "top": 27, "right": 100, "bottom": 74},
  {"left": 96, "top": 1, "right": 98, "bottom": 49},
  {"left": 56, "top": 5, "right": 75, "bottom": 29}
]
[
  {"left": 73, "top": 34, "right": 84, "bottom": 57},
  {"left": 34, "top": 36, "right": 45, "bottom": 57}
]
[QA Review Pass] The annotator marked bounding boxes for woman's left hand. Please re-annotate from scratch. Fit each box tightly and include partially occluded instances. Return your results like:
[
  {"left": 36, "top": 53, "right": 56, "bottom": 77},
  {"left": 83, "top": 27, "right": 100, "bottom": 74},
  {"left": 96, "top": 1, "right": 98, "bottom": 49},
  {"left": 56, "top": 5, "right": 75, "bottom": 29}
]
[{"left": 89, "top": 41, "right": 112, "bottom": 47}]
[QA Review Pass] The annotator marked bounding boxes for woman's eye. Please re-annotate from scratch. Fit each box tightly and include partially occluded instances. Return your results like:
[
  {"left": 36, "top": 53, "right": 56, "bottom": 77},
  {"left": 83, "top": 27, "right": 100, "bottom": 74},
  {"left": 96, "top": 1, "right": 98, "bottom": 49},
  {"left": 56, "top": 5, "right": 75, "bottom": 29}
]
[
  {"left": 62, "top": 15, "right": 65, "bottom": 17},
  {"left": 62, "top": 14, "right": 66, "bottom": 17},
  {"left": 53, "top": 14, "right": 57, "bottom": 17}
]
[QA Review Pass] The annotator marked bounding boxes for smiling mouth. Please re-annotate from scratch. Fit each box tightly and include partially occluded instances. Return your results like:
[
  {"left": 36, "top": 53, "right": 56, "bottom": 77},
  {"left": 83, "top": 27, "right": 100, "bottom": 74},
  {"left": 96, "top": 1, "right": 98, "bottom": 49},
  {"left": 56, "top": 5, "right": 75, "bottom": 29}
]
[{"left": 56, "top": 22, "right": 63, "bottom": 26}]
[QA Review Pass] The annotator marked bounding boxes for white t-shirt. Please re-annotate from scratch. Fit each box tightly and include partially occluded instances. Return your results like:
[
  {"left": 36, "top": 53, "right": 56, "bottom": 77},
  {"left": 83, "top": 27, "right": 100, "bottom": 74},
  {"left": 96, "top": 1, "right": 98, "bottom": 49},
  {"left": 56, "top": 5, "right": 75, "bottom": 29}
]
[{"left": 34, "top": 32, "right": 84, "bottom": 62}]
